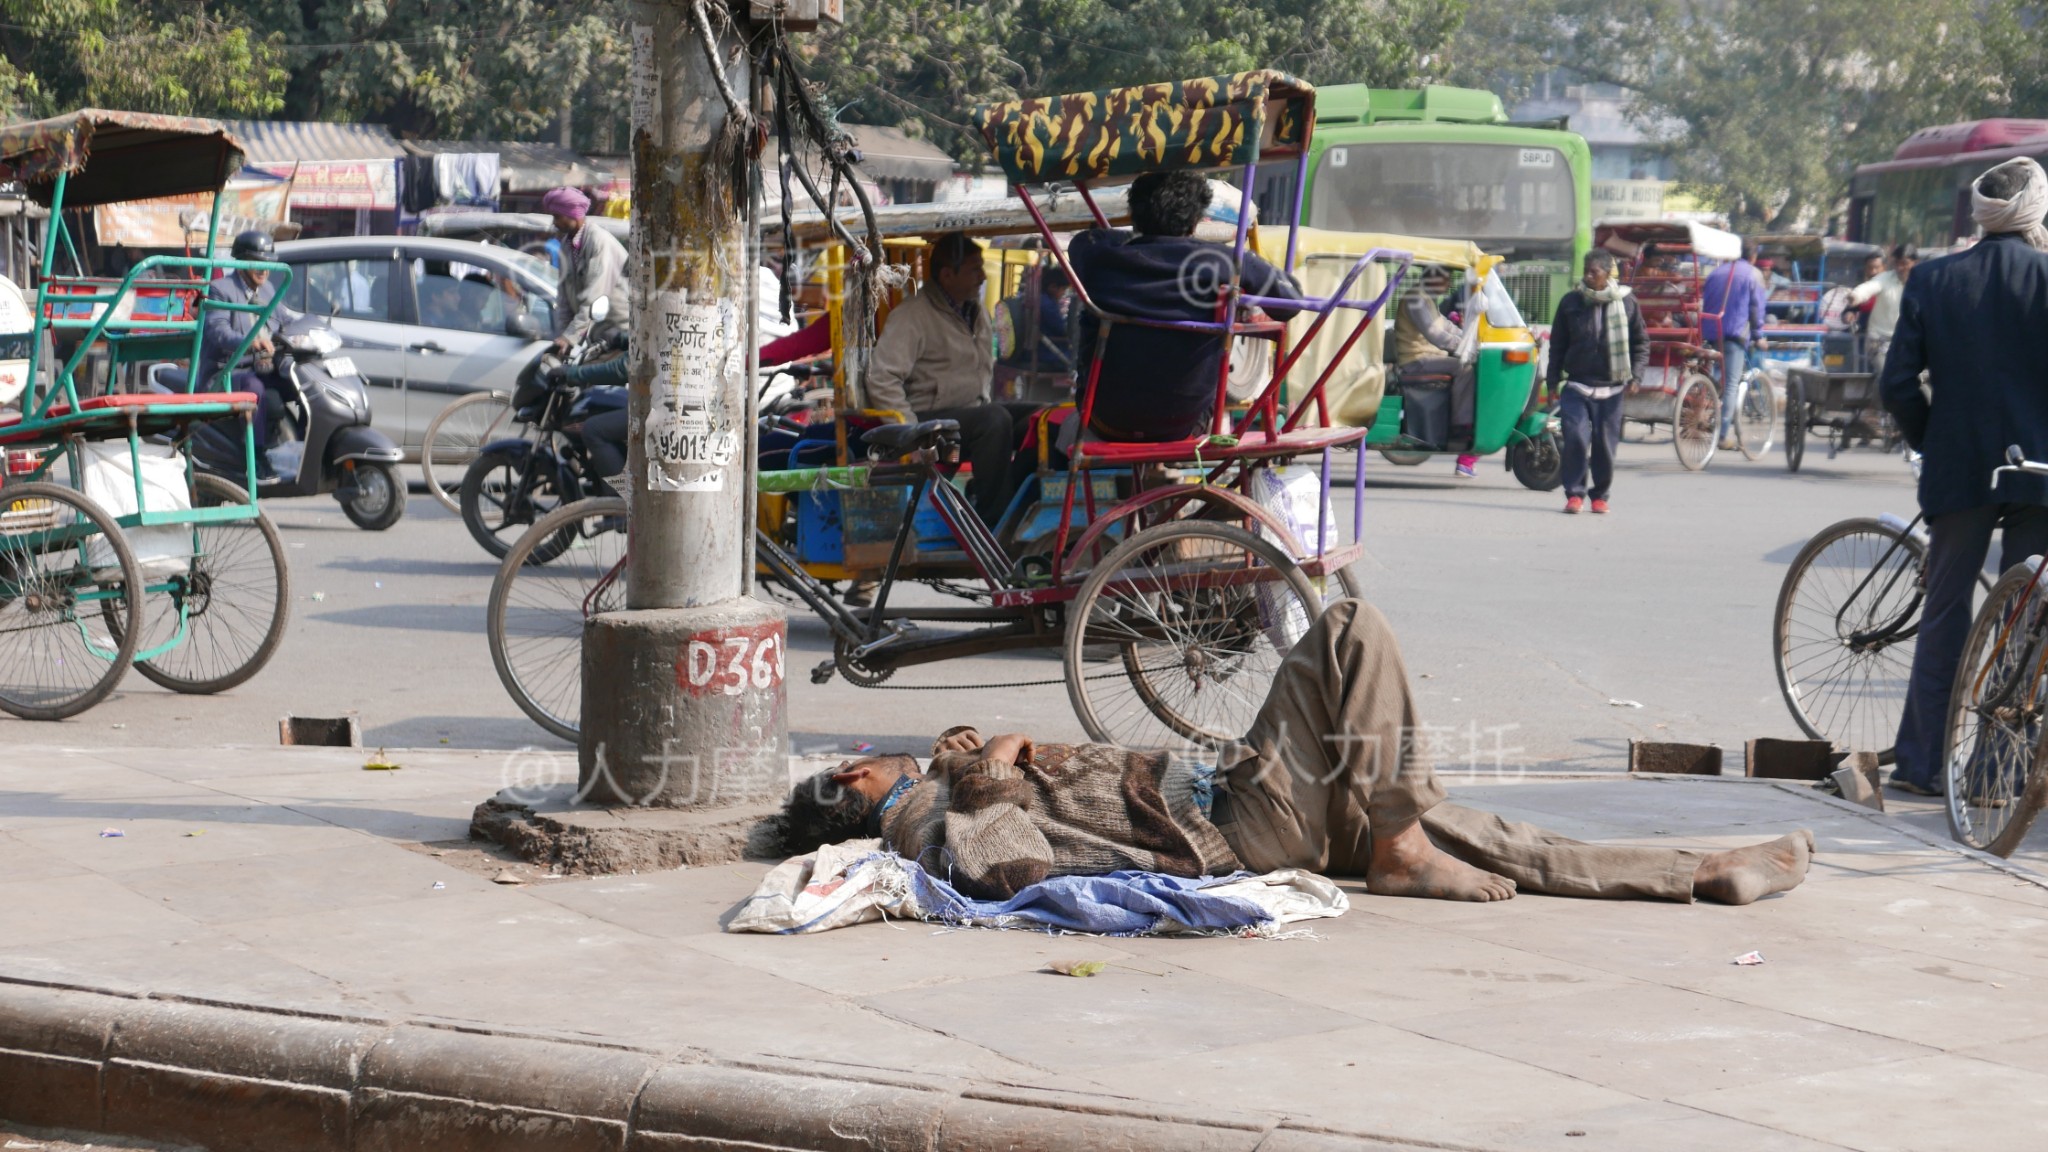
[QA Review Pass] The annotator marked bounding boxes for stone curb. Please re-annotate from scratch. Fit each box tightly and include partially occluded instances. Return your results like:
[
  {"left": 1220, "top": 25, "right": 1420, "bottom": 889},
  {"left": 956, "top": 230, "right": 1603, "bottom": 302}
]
[{"left": 0, "top": 980, "right": 1469, "bottom": 1152}]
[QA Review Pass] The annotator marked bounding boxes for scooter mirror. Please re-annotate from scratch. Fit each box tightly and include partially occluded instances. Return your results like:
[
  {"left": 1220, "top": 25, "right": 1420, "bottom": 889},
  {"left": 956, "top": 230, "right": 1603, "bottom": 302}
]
[
  {"left": 506, "top": 310, "right": 542, "bottom": 341},
  {"left": 589, "top": 297, "right": 610, "bottom": 323}
]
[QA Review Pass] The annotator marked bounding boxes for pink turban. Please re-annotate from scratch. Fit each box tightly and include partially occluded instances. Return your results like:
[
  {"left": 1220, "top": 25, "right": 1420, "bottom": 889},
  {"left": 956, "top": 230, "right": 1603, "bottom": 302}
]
[{"left": 540, "top": 187, "right": 591, "bottom": 221}]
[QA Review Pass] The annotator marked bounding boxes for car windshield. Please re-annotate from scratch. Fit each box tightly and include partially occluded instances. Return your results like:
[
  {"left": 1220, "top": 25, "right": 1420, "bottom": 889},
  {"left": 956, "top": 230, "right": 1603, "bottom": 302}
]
[
  {"left": 1311, "top": 142, "right": 1578, "bottom": 246},
  {"left": 497, "top": 247, "right": 560, "bottom": 290}
]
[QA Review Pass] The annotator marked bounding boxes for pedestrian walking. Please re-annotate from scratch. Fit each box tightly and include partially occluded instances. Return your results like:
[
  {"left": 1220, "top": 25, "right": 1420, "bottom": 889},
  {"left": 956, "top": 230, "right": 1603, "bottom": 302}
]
[
  {"left": 1849, "top": 243, "right": 1917, "bottom": 372},
  {"left": 1700, "top": 239, "right": 1766, "bottom": 449},
  {"left": 1545, "top": 250, "right": 1647, "bottom": 514},
  {"left": 1879, "top": 157, "right": 2048, "bottom": 797}
]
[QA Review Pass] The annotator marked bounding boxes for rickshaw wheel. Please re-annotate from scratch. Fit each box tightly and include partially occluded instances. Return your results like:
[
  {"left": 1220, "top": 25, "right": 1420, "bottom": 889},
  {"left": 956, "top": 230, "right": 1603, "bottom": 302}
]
[
  {"left": 1784, "top": 374, "right": 1807, "bottom": 472},
  {"left": 833, "top": 637, "right": 896, "bottom": 687},
  {"left": 1510, "top": 432, "right": 1564, "bottom": 491},
  {"left": 1065, "top": 520, "right": 1320, "bottom": 748},
  {"left": 1672, "top": 374, "right": 1720, "bottom": 471},
  {"left": 487, "top": 497, "right": 630, "bottom": 742},
  {"left": 0, "top": 482, "right": 145, "bottom": 721},
  {"left": 118, "top": 476, "right": 291, "bottom": 695},
  {"left": 1734, "top": 369, "right": 1777, "bottom": 460}
]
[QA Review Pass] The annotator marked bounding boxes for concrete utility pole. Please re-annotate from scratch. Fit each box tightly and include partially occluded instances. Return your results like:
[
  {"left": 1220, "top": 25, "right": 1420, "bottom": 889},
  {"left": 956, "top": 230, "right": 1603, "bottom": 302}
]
[{"left": 579, "top": 0, "right": 790, "bottom": 807}]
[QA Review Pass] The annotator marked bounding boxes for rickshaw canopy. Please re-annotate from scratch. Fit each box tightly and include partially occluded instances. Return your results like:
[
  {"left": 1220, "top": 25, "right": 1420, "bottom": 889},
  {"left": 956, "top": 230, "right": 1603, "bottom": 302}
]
[
  {"left": 1596, "top": 220, "right": 1742, "bottom": 262},
  {"left": 0, "top": 109, "right": 246, "bottom": 208},
  {"left": 974, "top": 70, "right": 1315, "bottom": 186}
]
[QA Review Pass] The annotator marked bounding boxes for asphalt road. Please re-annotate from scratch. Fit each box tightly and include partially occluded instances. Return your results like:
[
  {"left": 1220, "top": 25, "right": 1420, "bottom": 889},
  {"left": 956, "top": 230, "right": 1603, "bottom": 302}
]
[{"left": 4, "top": 437, "right": 1925, "bottom": 772}]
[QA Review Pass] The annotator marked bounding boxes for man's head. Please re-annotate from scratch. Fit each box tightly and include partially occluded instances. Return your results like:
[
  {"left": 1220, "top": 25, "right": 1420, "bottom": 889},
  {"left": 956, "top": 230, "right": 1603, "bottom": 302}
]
[
  {"left": 1128, "top": 172, "right": 1213, "bottom": 238},
  {"left": 928, "top": 231, "right": 986, "bottom": 307},
  {"left": 1641, "top": 243, "right": 1675, "bottom": 272},
  {"left": 1861, "top": 254, "right": 1884, "bottom": 281},
  {"left": 231, "top": 229, "right": 273, "bottom": 286},
  {"left": 779, "top": 753, "right": 920, "bottom": 854},
  {"left": 1971, "top": 157, "right": 2048, "bottom": 243},
  {"left": 1890, "top": 242, "right": 1917, "bottom": 280},
  {"left": 1583, "top": 248, "right": 1617, "bottom": 291},
  {"left": 1739, "top": 239, "right": 1759, "bottom": 264},
  {"left": 1040, "top": 264, "right": 1071, "bottom": 300},
  {"left": 542, "top": 186, "right": 592, "bottom": 236},
  {"left": 1419, "top": 266, "right": 1451, "bottom": 296}
]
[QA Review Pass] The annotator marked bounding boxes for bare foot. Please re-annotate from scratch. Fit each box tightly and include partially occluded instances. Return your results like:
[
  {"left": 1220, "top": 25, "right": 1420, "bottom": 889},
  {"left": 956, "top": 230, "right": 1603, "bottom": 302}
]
[
  {"left": 1367, "top": 820, "right": 1517, "bottom": 902},
  {"left": 1692, "top": 830, "right": 1815, "bottom": 905}
]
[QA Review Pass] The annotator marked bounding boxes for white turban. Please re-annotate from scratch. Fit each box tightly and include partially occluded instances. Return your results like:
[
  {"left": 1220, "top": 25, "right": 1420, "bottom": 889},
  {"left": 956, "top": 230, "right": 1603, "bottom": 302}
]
[{"left": 1972, "top": 157, "right": 2048, "bottom": 251}]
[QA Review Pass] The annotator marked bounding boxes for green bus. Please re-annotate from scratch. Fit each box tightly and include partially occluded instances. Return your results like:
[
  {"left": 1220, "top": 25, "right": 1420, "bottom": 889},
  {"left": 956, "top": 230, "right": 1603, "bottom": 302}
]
[{"left": 1255, "top": 84, "right": 1594, "bottom": 327}]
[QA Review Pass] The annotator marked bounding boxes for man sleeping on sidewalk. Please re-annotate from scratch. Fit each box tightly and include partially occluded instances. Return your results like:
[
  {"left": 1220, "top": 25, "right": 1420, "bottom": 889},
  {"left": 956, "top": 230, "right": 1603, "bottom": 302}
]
[{"left": 780, "top": 600, "right": 1813, "bottom": 905}]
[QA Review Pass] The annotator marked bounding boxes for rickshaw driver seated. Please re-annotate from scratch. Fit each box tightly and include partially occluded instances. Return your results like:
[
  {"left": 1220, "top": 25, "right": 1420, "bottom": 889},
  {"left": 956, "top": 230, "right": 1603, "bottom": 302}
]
[
  {"left": 866, "top": 231, "right": 1036, "bottom": 525},
  {"left": 1067, "top": 172, "right": 1303, "bottom": 441},
  {"left": 781, "top": 598, "right": 1815, "bottom": 907},
  {"left": 198, "top": 229, "right": 298, "bottom": 479}
]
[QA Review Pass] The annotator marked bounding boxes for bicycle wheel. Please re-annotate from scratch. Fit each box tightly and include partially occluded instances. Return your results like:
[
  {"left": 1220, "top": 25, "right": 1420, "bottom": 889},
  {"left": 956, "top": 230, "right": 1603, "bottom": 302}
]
[
  {"left": 1774, "top": 517, "right": 1924, "bottom": 762},
  {"left": 1672, "top": 374, "right": 1720, "bottom": 471},
  {"left": 1735, "top": 370, "right": 1776, "bottom": 460},
  {"left": 0, "top": 482, "right": 144, "bottom": 720},
  {"left": 422, "top": 391, "right": 515, "bottom": 513},
  {"left": 121, "top": 476, "right": 291, "bottom": 694},
  {"left": 1064, "top": 520, "right": 1320, "bottom": 748},
  {"left": 1784, "top": 373, "right": 1807, "bottom": 472},
  {"left": 1945, "top": 563, "right": 2048, "bottom": 856},
  {"left": 487, "top": 497, "right": 629, "bottom": 741}
]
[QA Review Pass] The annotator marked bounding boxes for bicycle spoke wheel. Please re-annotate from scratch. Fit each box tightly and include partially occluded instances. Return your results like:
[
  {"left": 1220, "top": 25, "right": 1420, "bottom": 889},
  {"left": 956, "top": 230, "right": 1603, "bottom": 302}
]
[
  {"left": 488, "top": 497, "right": 629, "bottom": 741},
  {"left": 120, "top": 476, "right": 291, "bottom": 694},
  {"left": 0, "top": 482, "right": 143, "bottom": 720},
  {"left": 1945, "top": 564, "right": 2048, "bottom": 856},
  {"left": 461, "top": 447, "right": 564, "bottom": 559},
  {"left": 1774, "top": 518, "right": 1923, "bottom": 762},
  {"left": 1736, "top": 370, "right": 1776, "bottom": 460},
  {"left": 423, "top": 391, "right": 515, "bottom": 513},
  {"left": 1065, "top": 520, "right": 1320, "bottom": 749},
  {"left": 1673, "top": 374, "right": 1720, "bottom": 471}
]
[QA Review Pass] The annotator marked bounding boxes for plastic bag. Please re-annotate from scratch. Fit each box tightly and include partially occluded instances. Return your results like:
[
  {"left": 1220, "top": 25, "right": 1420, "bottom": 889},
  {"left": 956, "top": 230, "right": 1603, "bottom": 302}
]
[{"left": 79, "top": 441, "right": 194, "bottom": 578}]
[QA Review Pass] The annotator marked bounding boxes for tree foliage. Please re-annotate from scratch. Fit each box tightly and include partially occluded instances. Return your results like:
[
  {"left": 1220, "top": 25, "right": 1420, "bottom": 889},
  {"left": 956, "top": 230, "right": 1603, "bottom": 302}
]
[
  {"left": 2, "top": 0, "right": 290, "bottom": 118},
  {"left": 1462, "top": 0, "right": 2048, "bottom": 229}
]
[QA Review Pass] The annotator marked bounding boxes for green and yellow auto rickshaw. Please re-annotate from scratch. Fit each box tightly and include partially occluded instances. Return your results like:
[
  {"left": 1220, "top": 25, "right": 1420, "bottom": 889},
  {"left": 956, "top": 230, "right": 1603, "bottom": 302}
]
[{"left": 1253, "top": 227, "right": 1557, "bottom": 489}]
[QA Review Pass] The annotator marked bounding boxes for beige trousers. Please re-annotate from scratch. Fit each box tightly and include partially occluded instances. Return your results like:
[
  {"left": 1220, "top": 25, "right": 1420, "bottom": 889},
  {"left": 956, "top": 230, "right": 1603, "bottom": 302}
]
[{"left": 1215, "top": 599, "right": 1700, "bottom": 902}]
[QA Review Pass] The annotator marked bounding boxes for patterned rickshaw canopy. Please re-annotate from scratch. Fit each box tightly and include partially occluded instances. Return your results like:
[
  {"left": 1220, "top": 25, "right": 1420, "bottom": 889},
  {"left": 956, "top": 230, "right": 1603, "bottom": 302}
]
[
  {"left": 0, "top": 109, "right": 246, "bottom": 208},
  {"left": 975, "top": 70, "right": 1315, "bottom": 186}
]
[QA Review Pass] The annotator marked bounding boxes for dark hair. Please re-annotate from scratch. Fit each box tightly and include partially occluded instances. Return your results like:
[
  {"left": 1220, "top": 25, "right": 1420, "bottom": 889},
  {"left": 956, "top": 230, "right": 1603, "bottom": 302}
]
[
  {"left": 1740, "top": 239, "right": 1759, "bottom": 262},
  {"left": 930, "top": 231, "right": 980, "bottom": 273},
  {"left": 778, "top": 754, "right": 918, "bottom": 854},
  {"left": 1129, "top": 172, "right": 1212, "bottom": 237},
  {"left": 1978, "top": 162, "right": 2032, "bottom": 203},
  {"left": 1584, "top": 249, "right": 1617, "bottom": 274},
  {"left": 1890, "top": 242, "right": 1915, "bottom": 262}
]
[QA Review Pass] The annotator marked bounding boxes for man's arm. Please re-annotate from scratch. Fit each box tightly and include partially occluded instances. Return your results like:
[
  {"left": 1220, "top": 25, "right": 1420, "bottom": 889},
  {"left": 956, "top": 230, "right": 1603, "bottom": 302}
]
[
  {"left": 1848, "top": 277, "right": 1884, "bottom": 307},
  {"left": 1626, "top": 297, "right": 1650, "bottom": 383},
  {"left": 1747, "top": 270, "right": 1765, "bottom": 340},
  {"left": 863, "top": 304, "right": 920, "bottom": 420},
  {"left": 1879, "top": 281, "right": 1931, "bottom": 449},
  {"left": 1241, "top": 250, "right": 1304, "bottom": 321},
  {"left": 1546, "top": 296, "right": 1574, "bottom": 393},
  {"left": 1403, "top": 294, "right": 1461, "bottom": 355},
  {"left": 940, "top": 739, "right": 1053, "bottom": 900}
]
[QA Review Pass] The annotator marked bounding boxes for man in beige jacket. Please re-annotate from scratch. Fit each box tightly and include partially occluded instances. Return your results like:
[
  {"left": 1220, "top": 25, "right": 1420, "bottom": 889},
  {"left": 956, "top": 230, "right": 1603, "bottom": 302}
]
[{"left": 867, "top": 231, "right": 1035, "bottom": 524}]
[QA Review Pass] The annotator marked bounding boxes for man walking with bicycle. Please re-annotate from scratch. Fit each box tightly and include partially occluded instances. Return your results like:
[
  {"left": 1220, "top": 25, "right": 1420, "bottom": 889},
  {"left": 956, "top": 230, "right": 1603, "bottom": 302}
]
[{"left": 1879, "top": 158, "right": 2048, "bottom": 797}]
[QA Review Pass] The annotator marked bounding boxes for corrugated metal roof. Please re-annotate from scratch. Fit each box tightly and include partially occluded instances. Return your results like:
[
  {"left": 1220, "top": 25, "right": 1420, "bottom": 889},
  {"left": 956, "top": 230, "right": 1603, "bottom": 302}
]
[
  {"left": 222, "top": 120, "right": 405, "bottom": 163},
  {"left": 404, "top": 140, "right": 619, "bottom": 192},
  {"left": 761, "top": 123, "right": 958, "bottom": 186}
]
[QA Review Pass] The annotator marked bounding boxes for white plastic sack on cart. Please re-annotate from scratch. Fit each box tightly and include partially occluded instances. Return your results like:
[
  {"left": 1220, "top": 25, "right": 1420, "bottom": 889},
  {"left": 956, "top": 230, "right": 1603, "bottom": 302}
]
[
  {"left": 0, "top": 274, "right": 33, "bottom": 408},
  {"left": 1249, "top": 464, "right": 1341, "bottom": 646},
  {"left": 79, "top": 441, "right": 194, "bottom": 578}
]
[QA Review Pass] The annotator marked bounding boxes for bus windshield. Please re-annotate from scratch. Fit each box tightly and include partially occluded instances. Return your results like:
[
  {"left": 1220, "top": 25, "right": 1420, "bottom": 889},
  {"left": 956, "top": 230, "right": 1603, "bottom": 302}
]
[{"left": 1310, "top": 142, "right": 1577, "bottom": 247}]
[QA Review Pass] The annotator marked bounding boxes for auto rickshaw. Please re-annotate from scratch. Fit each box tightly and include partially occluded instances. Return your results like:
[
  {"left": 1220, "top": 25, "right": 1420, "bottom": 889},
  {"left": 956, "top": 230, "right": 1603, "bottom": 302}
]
[{"left": 1254, "top": 228, "right": 1555, "bottom": 489}]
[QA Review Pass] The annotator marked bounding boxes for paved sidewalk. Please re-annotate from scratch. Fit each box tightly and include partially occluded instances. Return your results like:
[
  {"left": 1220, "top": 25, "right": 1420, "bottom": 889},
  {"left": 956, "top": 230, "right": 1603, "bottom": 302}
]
[{"left": 5, "top": 746, "right": 2048, "bottom": 1151}]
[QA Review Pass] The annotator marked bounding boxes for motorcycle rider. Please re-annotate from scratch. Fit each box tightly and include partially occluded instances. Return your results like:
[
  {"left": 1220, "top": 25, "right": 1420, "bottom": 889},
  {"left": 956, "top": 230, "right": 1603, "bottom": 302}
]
[
  {"left": 542, "top": 333, "right": 630, "bottom": 491},
  {"left": 199, "top": 229, "right": 296, "bottom": 478}
]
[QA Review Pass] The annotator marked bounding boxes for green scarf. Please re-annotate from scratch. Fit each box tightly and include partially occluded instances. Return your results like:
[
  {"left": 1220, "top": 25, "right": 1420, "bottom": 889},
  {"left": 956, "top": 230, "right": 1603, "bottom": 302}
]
[{"left": 1578, "top": 281, "right": 1633, "bottom": 383}]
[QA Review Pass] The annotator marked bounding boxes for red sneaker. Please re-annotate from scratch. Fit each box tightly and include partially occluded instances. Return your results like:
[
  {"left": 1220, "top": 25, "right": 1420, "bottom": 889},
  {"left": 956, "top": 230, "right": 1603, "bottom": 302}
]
[
  {"left": 1590, "top": 499, "right": 1609, "bottom": 514},
  {"left": 1563, "top": 497, "right": 1583, "bottom": 514}
]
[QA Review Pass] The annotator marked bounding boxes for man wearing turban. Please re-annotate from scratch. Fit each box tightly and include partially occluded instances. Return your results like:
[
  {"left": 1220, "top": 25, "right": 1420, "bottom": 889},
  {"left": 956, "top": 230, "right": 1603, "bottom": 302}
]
[
  {"left": 1880, "top": 158, "right": 2048, "bottom": 797},
  {"left": 541, "top": 186, "right": 630, "bottom": 352}
]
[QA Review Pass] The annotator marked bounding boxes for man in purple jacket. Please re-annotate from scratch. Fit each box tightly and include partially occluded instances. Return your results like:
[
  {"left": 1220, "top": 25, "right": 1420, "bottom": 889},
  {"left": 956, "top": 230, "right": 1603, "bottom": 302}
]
[{"left": 1700, "top": 240, "right": 1766, "bottom": 448}]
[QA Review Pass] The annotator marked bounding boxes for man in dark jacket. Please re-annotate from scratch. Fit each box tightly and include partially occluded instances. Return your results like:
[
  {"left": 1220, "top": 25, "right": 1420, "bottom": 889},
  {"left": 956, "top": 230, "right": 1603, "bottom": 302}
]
[
  {"left": 1067, "top": 172, "right": 1302, "bottom": 441},
  {"left": 1545, "top": 249, "right": 1648, "bottom": 514},
  {"left": 1879, "top": 157, "right": 2048, "bottom": 797},
  {"left": 200, "top": 229, "right": 294, "bottom": 473}
]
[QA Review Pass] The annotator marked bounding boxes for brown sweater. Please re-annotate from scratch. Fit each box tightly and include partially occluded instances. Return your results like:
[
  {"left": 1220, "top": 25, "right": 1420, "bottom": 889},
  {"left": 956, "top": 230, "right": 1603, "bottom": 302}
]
[{"left": 879, "top": 737, "right": 1241, "bottom": 900}]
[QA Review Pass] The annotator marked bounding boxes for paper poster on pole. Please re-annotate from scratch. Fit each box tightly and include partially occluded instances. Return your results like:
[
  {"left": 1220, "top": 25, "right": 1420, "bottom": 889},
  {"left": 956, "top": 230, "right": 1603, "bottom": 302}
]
[{"left": 647, "top": 291, "right": 740, "bottom": 492}]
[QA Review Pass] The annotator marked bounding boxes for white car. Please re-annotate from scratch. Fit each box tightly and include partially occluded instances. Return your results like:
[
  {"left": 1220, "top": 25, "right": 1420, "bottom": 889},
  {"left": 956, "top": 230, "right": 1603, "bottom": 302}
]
[{"left": 273, "top": 236, "right": 560, "bottom": 457}]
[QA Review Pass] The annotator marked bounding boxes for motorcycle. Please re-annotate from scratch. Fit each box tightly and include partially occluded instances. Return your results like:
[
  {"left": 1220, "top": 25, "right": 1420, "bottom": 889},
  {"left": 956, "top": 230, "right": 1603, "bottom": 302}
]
[
  {"left": 162, "top": 312, "right": 408, "bottom": 530},
  {"left": 458, "top": 319, "right": 626, "bottom": 558}
]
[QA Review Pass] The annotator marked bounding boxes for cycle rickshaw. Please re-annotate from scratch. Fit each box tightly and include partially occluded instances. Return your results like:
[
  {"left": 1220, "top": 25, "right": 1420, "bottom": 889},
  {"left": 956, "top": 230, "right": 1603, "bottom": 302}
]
[
  {"left": 0, "top": 111, "right": 292, "bottom": 719},
  {"left": 1597, "top": 221, "right": 1735, "bottom": 470},
  {"left": 488, "top": 71, "right": 1404, "bottom": 748}
]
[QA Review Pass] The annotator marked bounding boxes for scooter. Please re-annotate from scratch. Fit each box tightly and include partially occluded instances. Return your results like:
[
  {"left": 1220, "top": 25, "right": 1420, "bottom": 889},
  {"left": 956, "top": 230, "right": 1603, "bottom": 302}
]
[{"left": 159, "top": 313, "right": 408, "bottom": 530}]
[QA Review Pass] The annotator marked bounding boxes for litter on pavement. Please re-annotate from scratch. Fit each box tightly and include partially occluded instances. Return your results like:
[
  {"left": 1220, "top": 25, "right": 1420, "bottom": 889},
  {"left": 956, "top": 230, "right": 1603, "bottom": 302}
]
[
  {"left": 98, "top": 828, "right": 124, "bottom": 838},
  {"left": 1608, "top": 699, "right": 1643, "bottom": 708},
  {"left": 1733, "top": 950, "right": 1766, "bottom": 965}
]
